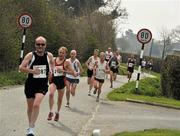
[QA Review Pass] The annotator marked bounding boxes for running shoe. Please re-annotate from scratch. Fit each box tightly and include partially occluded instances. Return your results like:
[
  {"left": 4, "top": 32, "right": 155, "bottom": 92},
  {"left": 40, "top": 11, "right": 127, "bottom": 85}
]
[
  {"left": 47, "top": 112, "right": 54, "bottom": 121},
  {"left": 88, "top": 92, "right": 91, "bottom": 96},
  {"left": 54, "top": 112, "right": 59, "bottom": 121},
  {"left": 65, "top": 102, "right": 70, "bottom": 108},
  {"left": 26, "top": 128, "right": 34, "bottom": 136},
  {"left": 27, "top": 134, "right": 35, "bottom": 136}
]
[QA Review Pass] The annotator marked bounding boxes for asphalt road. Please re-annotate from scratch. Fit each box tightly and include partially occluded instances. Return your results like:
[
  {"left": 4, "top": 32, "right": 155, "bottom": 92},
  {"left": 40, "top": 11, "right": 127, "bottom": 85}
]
[{"left": 0, "top": 73, "right": 180, "bottom": 136}]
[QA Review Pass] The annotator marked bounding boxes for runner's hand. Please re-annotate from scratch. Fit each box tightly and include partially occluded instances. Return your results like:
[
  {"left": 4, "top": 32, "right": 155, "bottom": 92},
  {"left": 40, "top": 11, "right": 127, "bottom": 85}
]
[{"left": 33, "top": 67, "right": 40, "bottom": 75}]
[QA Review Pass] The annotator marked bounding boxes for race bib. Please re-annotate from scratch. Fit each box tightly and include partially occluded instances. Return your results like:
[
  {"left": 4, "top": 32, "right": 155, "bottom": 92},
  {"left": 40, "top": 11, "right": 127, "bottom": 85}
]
[
  {"left": 106, "top": 55, "right": 110, "bottom": 60},
  {"left": 33, "top": 65, "right": 47, "bottom": 78},
  {"left": 98, "top": 68, "right": 104, "bottom": 75},
  {"left": 111, "top": 61, "right": 116, "bottom": 67},
  {"left": 96, "top": 65, "right": 105, "bottom": 79},
  {"left": 128, "top": 63, "right": 134, "bottom": 68},
  {"left": 53, "top": 66, "right": 64, "bottom": 77}
]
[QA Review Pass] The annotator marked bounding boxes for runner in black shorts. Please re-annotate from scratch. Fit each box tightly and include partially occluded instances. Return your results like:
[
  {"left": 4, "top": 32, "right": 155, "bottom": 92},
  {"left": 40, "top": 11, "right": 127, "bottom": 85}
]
[
  {"left": 19, "top": 36, "right": 54, "bottom": 136},
  {"left": 109, "top": 52, "right": 119, "bottom": 88},
  {"left": 127, "top": 55, "right": 136, "bottom": 82},
  {"left": 47, "top": 46, "right": 74, "bottom": 121},
  {"left": 93, "top": 52, "right": 110, "bottom": 102},
  {"left": 105, "top": 47, "right": 113, "bottom": 79},
  {"left": 85, "top": 49, "right": 99, "bottom": 96}
]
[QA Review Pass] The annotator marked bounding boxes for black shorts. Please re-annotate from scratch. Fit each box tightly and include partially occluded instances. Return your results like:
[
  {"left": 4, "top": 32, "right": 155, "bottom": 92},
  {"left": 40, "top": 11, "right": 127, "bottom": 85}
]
[
  {"left": 87, "top": 69, "right": 93, "bottom": 78},
  {"left": 24, "top": 78, "right": 48, "bottom": 99},
  {"left": 127, "top": 67, "right": 134, "bottom": 73},
  {"left": 110, "top": 67, "right": 118, "bottom": 73},
  {"left": 105, "top": 59, "right": 109, "bottom": 62},
  {"left": 94, "top": 77, "right": 104, "bottom": 83},
  {"left": 66, "top": 77, "right": 79, "bottom": 84},
  {"left": 51, "top": 76, "right": 65, "bottom": 90}
]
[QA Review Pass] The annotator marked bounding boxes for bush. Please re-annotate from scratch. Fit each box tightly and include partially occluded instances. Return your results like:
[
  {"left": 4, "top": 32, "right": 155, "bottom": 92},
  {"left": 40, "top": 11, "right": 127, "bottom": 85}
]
[
  {"left": 0, "top": 71, "right": 26, "bottom": 87},
  {"left": 161, "top": 55, "right": 180, "bottom": 100}
]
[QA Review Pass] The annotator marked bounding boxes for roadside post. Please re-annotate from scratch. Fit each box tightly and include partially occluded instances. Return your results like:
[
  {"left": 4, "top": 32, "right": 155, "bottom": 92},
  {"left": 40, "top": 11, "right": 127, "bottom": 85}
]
[
  {"left": 136, "top": 28, "right": 152, "bottom": 92},
  {"left": 18, "top": 13, "right": 32, "bottom": 64}
]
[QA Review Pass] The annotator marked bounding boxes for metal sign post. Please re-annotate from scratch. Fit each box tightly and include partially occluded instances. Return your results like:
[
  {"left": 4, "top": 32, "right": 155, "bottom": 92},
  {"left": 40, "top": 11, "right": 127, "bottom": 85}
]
[
  {"left": 136, "top": 28, "right": 152, "bottom": 92},
  {"left": 18, "top": 13, "right": 32, "bottom": 64}
]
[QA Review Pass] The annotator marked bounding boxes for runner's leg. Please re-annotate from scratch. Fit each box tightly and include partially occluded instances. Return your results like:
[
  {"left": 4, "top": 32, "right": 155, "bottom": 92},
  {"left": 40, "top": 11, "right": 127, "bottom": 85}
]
[
  {"left": 26, "top": 98, "right": 34, "bottom": 126},
  {"left": 30, "top": 93, "right": 44, "bottom": 127},
  {"left": 65, "top": 80, "right": 71, "bottom": 106},
  {"left": 49, "top": 83, "right": 56, "bottom": 112}
]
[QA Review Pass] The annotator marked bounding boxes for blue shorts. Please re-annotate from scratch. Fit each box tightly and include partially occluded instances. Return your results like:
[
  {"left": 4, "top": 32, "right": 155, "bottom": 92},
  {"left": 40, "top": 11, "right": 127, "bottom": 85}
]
[{"left": 66, "top": 77, "right": 79, "bottom": 84}]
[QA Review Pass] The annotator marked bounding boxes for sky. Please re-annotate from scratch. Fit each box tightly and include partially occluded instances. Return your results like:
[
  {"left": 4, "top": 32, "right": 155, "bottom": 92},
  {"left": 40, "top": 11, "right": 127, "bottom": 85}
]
[
  {"left": 118, "top": 0, "right": 180, "bottom": 39},
  {"left": 117, "top": 0, "right": 180, "bottom": 39}
]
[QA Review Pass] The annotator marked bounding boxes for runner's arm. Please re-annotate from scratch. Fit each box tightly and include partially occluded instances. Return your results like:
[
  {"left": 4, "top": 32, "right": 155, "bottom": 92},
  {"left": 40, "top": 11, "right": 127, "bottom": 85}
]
[
  {"left": 85, "top": 57, "right": 92, "bottom": 69},
  {"left": 77, "top": 61, "right": 83, "bottom": 75},
  {"left": 105, "top": 63, "right": 110, "bottom": 74},
  {"left": 64, "top": 60, "right": 77, "bottom": 76},
  {"left": 19, "top": 52, "right": 39, "bottom": 74},
  {"left": 47, "top": 52, "right": 55, "bottom": 82},
  {"left": 47, "top": 52, "right": 55, "bottom": 74}
]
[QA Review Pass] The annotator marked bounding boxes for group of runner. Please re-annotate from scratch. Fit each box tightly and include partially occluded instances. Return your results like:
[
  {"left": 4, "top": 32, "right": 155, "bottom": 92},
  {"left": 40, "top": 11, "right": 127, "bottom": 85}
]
[
  {"left": 19, "top": 36, "right": 84, "bottom": 136},
  {"left": 19, "top": 36, "right": 136, "bottom": 136},
  {"left": 85, "top": 47, "right": 122, "bottom": 100}
]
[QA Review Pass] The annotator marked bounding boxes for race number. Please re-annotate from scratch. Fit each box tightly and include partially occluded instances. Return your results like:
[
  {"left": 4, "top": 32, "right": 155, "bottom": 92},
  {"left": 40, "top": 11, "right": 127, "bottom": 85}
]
[
  {"left": 53, "top": 66, "right": 64, "bottom": 77},
  {"left": 128, "top": 63, "right": 134, "bottom": 68},
  {"left": 33, "top": 65, "right": 47, "bottom": 78},
  {"left": 18, "top": 13, "right": 32, "bottom": 28}
]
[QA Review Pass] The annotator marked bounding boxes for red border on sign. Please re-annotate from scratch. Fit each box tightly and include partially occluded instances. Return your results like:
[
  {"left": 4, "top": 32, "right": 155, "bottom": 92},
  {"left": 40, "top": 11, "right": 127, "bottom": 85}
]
[
  {"left": 17, "top": 13, "right": 33, "bottom": 29},
  {"left": 137, "top": 28, "right": 152, "bottom": 44}
]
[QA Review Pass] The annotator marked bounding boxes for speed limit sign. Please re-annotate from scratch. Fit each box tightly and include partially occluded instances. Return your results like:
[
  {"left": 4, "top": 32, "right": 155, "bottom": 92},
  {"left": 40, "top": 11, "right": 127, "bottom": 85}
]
[
  {"left": 18, "top": 13, "right": 32, "bottom": 28},
  {"left": 137, "top": 28, "right": 152, "bottom": 44},
  {"left": 18, "top": 13, "right": 32, "bottom": 64}
]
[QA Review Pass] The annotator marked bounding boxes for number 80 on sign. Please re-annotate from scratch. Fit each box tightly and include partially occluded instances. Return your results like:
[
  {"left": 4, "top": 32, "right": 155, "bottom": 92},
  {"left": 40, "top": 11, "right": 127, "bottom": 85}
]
[
  {"left": 18, "top": 13, "right": 32, "bottom": 29},
  {"left": 137, "top": 28, "right": 152, "bottom": 44}
]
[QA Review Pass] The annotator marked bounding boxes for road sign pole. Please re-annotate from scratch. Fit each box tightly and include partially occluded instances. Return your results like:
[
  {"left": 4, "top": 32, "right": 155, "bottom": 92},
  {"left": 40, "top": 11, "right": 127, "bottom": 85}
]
[
  {"left": 136, "top": 43, "right": 145, "bottom": 92},
  {"left": 136, "top": 28, "right": 152, "bottom": 92},
  {"left": 19, "top": 28, "right": 26, "bottom": 64},
  {"left": 18, "top": 13, "right": 32, "bottom": 65}
]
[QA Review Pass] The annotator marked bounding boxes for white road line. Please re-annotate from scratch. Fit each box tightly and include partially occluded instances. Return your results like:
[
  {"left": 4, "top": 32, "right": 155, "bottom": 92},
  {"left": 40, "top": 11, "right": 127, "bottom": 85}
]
[{"left": 78, "top": 103, "right": 100, "bottom": 136}]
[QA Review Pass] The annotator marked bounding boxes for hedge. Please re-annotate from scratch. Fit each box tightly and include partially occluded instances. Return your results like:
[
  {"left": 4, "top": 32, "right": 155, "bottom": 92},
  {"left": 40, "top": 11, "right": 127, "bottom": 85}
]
[{"left": 161, "top": 55, "right": 180, "bottom": 100}]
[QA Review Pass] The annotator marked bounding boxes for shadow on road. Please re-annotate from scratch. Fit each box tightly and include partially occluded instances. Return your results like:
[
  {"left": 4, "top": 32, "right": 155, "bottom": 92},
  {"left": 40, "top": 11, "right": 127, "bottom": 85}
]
[
  {"left": 100, "top": 101, "right": 113, "bottom": 106},
  {"left": 68, "top": 107, "right": 90, "bottom": 116},
  {"left": 48, "top": 122, "right": 77, "bottom": 136}
]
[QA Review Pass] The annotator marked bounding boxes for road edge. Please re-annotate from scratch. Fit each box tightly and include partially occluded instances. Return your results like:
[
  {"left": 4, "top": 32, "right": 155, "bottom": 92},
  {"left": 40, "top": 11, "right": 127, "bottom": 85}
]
[{"left": 126, "top": 98, "right": 180, "bottom": 110}]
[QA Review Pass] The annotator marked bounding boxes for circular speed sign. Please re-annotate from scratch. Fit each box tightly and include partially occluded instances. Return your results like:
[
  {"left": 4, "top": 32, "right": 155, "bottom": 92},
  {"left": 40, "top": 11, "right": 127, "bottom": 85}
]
[
  {"left": 18, "top": 13, "right": 32, "bottom": 28},
  {"left": 137, "top": 29, "right": 152, "bottom": 44}
]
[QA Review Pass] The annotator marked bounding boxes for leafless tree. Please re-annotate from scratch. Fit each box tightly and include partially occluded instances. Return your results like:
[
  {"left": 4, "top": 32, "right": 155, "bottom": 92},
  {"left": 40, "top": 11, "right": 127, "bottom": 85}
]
[
  {"left": 171, "top": 25, "right": 180, "bottom": 43},
  {"left": 159, "top": 28, "right": 172, "bottom": 59}
]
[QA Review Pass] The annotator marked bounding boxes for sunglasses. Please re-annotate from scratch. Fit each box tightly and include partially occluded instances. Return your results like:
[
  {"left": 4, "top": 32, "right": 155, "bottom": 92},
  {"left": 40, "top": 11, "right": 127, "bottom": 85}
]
[{"left": 36, "top": 43, "right": 46, "bottom": 46}]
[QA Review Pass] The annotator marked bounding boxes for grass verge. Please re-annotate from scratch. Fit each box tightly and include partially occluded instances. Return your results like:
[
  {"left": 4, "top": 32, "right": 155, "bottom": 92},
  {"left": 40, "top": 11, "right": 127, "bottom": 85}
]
[
  {"left": 113, "top": 128, "right": 180, "bottom": 136},
  {"left": 107, "top": 76, "right": 180, "bottom": 108}
]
